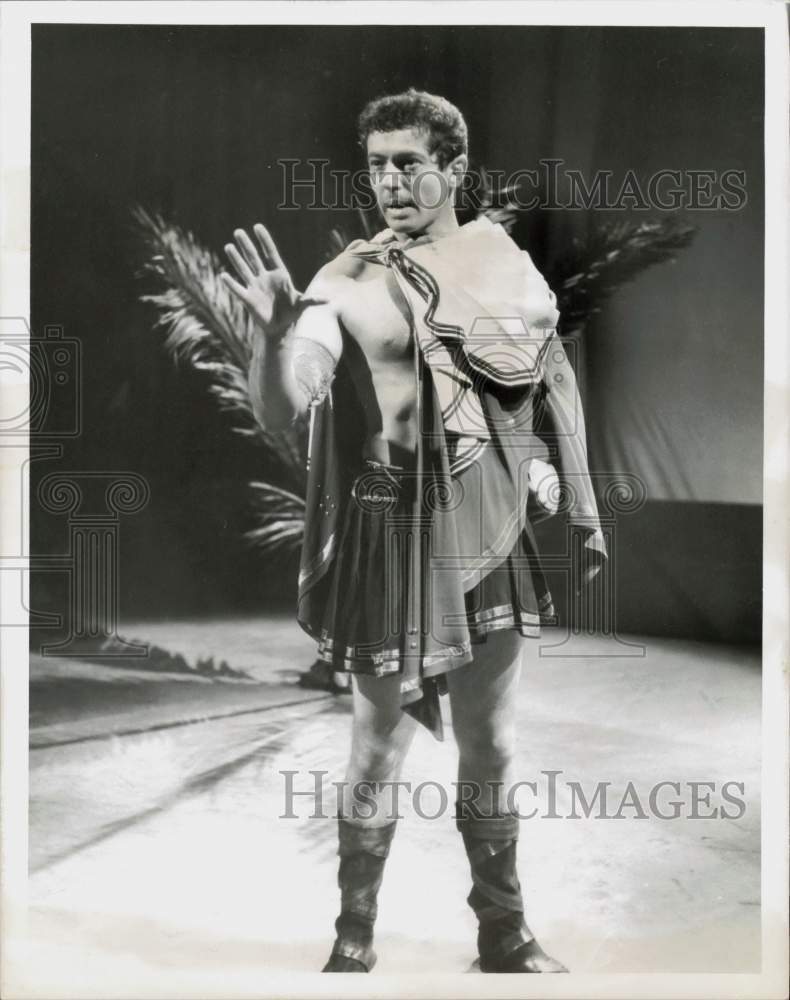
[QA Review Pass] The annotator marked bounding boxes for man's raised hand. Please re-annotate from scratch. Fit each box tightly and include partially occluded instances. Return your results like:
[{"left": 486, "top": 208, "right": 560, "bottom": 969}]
[
  {"left": 528, "top": 458, "right": 560, "bottom": 515},
  {"left": 221, "top": 224, "right": 326, "bottom": 340}
]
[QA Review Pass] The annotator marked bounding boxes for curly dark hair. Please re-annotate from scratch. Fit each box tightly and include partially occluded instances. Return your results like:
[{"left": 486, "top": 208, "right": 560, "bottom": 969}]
[{"left": 357, "top": 88, "right": 468, "bottom": 168}]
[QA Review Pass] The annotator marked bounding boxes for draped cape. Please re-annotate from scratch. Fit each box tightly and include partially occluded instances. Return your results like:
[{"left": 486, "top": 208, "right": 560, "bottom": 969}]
[{"left": 296, "top": 216, "right": 606, "bottom": 738}]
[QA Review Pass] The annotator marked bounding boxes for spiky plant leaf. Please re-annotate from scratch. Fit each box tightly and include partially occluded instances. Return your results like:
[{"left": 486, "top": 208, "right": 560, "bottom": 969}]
[
  {"left": 134, "top": 207, "right": 307, "bottom": 488},
  {"left": 549, "top": 219, "right": 697, "bottom": 334},
  {"left": 474, "top": 166, "right": 522, "bottom": 233},
  {"left": 245, "top": 481, "right": 306, "bottom": 552}
]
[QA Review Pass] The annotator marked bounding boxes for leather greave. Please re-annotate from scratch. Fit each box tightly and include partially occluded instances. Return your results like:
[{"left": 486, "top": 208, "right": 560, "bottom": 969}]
[
  {"left": 456, "top": 808, "right": 535, "bottom": 963},
  {"left": 324, "top": 817, "right": 398, "bottom": 971}
]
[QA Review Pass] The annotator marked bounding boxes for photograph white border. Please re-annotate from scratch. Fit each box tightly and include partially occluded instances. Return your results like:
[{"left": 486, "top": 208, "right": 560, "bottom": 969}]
[{"left": 1, "top": 3, "right": 787, "bottom": 998}]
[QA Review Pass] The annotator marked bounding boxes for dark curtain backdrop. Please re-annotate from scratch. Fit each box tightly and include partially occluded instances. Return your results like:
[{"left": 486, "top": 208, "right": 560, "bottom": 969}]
[{"left": 31, "top": 25, "right": 763, "bottom": 638}]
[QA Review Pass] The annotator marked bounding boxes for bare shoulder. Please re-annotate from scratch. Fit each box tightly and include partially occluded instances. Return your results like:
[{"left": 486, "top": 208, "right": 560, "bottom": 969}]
[
  {"left": 305, "top": 244, "right": 366, "bottom": 299},
  {"left": 289, "top": 248, "right": 365, "bottom": 362}
]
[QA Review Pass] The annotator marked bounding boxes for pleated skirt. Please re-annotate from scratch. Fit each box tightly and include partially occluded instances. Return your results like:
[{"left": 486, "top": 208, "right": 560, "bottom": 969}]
[{"left": 315, "top": 458, "right": 555, "bottom": 679}]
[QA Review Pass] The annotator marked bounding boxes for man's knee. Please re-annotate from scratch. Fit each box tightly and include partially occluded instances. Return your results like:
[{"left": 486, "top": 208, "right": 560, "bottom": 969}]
[
  {"left": 454, "top": 717, "right": 517, "bottom": 770},
  {"left": 350, "top": 728, "right": 408, "bottom": 782}
]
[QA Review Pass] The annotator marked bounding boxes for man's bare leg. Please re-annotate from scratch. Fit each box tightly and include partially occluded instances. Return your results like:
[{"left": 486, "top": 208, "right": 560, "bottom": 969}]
[
  {"left": 343, "top": 672, "right": 418, "bottom": 823},
  {"left": 323, "top": 672, "right": 417, "bottom": 972},
  {"left": 447, "top": 631, "right": 568, "bottom": 973},
  {"left": 447, "top": 630, "right": 523, "bottom": 816}
]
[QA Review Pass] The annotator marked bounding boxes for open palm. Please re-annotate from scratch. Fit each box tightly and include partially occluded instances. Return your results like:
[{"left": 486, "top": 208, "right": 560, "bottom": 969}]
[{"left": 221, "top": 224, "right": 325, "bottom": 340}]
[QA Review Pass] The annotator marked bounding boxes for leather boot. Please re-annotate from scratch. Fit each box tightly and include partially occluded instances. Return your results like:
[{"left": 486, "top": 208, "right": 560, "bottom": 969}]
[
  {"left": 456, "top": 807, "right": 568, "bottom": 973},
  {"left": 322, "top": 817, "right": 397, "bottom": 972}
]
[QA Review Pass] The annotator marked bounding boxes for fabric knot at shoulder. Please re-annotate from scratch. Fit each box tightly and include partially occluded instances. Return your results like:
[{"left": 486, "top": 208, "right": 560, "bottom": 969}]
[{"left": 346, "top": 223, "right": 556, "bottom": 442}]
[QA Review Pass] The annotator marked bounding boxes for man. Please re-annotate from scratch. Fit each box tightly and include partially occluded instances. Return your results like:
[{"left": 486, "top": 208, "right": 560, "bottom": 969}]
[{"left": 222, "top": 89, "right": 605, "bottom": 974}]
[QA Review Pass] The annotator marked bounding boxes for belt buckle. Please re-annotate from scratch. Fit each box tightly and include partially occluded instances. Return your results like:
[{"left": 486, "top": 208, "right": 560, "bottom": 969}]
[{"left": 353, "top": 460, "right": 404, "bottom": 505}]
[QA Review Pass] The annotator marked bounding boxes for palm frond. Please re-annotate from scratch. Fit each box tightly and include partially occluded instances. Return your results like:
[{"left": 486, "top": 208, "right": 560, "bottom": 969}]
[
  {"left": 549, "top": 219, "right": 697, "bottom": 334},
  {"left": 135, "top": 206, "right": 252, "bottom": 369},
  {"left": 470, "top": 177, "right": 697, "bottom": 331},
  {"left": 474, "top": 166, "right": 522, "bottom": 234},
  {"left": 326, "top": 227, "right": 351, "bottom": 260},
  {"left": 245, "top": 481, "right": 306, "bottom": 552},
  {"left": 326, "top": 206, "right": 378, "bottom": 260},
  {"left": 134, "top": 207, "right": 307, "bottom": 483}
]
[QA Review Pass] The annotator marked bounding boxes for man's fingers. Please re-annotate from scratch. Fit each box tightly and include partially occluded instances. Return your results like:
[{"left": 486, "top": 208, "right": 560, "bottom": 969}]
[
  {"left": 220, "top": 271, "right": 251, "bottom": 303},
  {"left": 538, "top": 479, "right": 559, "bottom": 514},
  {"left": 234, "top": 228, "right": 262, "bottom": 275},
  {"left": 254, "top": 223, "right": 286, "bottom": 272},
  {"left": 296, "top": 295, "right": 329, "bottom": 311},
  {"left": 224, "top": 243, "right": 254, "bottom": 284},
  {"left": 528, "top": 460, "right": 559, "bottom": 514}
]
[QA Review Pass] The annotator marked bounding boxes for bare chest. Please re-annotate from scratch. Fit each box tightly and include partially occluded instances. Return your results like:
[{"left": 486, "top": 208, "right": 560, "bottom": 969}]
[{"left": 336, "top": 264, "right": 414, "bottom": 365}]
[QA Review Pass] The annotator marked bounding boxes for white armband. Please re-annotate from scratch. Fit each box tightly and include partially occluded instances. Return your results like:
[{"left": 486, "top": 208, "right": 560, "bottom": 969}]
[{"left": 291, "top": 336, "right": 337, "bottom": 407}]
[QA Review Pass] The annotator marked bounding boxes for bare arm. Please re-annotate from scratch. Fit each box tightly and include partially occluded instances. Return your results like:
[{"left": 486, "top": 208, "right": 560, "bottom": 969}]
[
  {"left": 220, "top": 224, "right": 344, "bottom": 431},
  {"left": 248, "top": 292, "right": 343, "bottom": 430}
]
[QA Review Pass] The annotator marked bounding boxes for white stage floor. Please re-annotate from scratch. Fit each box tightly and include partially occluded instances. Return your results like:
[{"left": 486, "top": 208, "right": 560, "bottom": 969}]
[{"left": 16, "top": 617, "right": 761, "bottom": 994}]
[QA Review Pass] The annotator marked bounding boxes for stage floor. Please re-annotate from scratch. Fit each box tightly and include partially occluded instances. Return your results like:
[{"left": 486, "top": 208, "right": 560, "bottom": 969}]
[{"left": 18, "top": 616, "right": 761, "bottom": 993}]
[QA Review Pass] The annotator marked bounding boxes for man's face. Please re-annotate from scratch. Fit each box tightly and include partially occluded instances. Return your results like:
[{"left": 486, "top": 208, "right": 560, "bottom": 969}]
[{"left": 365, "top": 127, "right": 459, "bottom": 234}]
